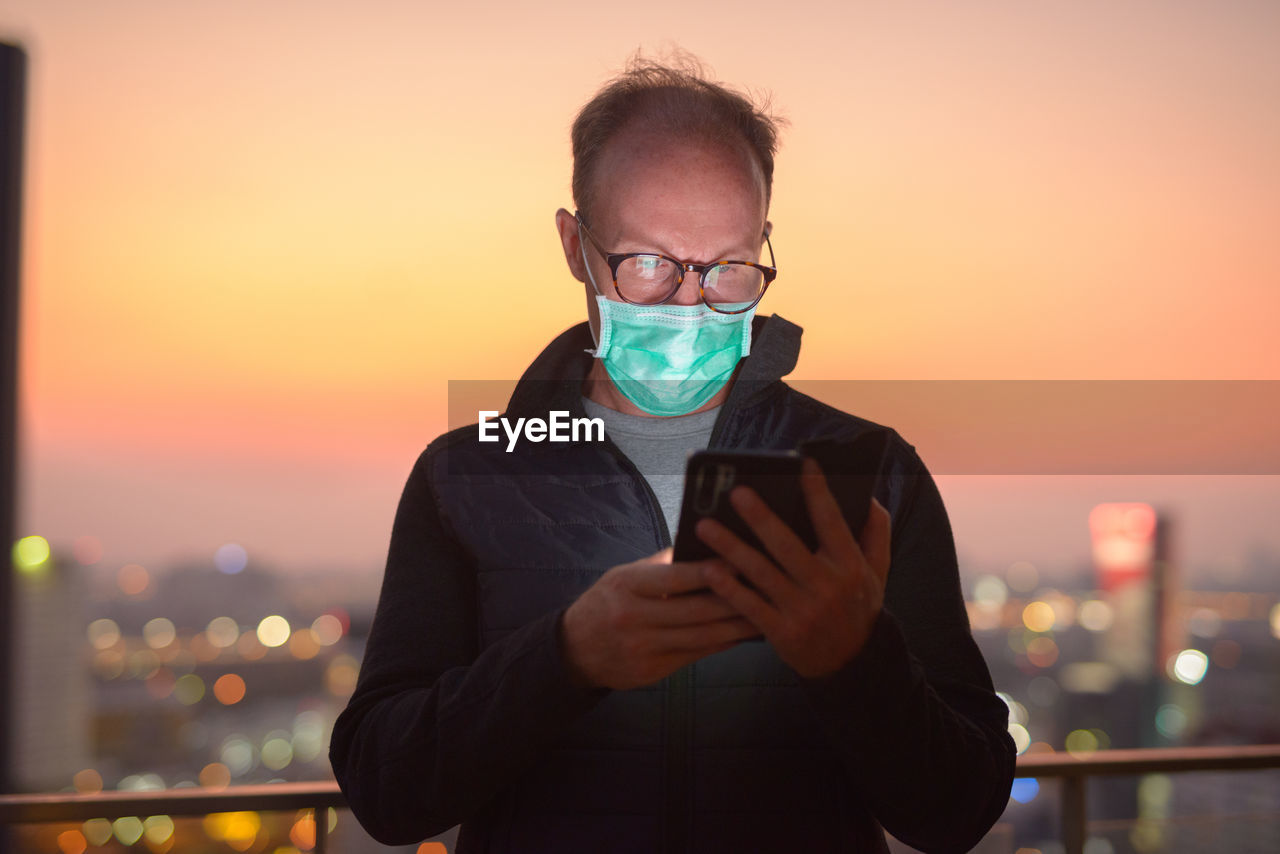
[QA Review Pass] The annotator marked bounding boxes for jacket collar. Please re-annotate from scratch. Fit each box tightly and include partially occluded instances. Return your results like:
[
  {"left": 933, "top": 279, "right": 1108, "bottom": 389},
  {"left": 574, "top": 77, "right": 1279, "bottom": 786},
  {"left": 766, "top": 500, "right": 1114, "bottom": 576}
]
[{"left": 505, "top": 313, "right": 803, "bottom": 420}]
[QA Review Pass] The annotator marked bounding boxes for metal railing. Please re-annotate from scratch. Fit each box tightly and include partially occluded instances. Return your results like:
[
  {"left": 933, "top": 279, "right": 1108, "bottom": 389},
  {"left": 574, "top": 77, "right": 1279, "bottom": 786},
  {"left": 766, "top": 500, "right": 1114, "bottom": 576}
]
[{"left": 1, "top": 745, "right": 1278, "bottom": 853}]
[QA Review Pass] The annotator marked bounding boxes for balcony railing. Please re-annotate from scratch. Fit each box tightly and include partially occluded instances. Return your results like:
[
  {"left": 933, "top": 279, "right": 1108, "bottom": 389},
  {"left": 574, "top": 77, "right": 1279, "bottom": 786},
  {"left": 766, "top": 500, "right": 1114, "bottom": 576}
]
[{"left": 1, "top": 744, "right": 1278, "bottom": 854}]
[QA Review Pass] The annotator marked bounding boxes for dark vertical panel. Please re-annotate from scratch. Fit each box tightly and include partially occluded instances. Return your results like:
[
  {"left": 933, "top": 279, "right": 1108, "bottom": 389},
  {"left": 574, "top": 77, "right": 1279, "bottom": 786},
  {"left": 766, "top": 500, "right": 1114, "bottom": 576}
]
[{"left": 1, "top": 43, "right": 29, "bottom": 820}]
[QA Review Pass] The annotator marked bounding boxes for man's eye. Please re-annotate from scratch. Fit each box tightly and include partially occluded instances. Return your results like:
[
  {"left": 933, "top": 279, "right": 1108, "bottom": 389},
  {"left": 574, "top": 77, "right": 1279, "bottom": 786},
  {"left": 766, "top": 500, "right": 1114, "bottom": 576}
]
[{"left": 636, "top": 256, "right": 661, "bottom": 271}]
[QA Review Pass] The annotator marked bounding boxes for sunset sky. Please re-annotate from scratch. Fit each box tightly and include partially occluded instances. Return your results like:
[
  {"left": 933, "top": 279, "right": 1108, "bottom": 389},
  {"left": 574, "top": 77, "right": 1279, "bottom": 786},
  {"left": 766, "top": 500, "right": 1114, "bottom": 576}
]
[{"left": 3, "top": 0, "right": 1278, "bottom": 578}]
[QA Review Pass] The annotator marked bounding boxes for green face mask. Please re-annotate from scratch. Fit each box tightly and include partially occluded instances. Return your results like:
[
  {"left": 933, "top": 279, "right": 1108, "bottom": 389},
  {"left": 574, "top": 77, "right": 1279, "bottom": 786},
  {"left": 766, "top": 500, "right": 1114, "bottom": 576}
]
[{"left": 588, "top": 295, "right": 755, "bottom": 416}]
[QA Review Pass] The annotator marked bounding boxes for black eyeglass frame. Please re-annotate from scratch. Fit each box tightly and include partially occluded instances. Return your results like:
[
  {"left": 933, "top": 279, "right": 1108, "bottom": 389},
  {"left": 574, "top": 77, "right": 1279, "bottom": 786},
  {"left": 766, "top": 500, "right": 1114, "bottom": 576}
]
[{"left": 575, "top": 211, "right": 777, "bottom": 314}]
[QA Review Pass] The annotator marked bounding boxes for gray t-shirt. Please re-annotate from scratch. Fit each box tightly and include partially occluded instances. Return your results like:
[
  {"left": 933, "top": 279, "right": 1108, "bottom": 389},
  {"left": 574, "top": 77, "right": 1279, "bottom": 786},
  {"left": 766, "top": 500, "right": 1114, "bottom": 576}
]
[{"left": 581, "top": 396, "right": 719, "bottom": 539}]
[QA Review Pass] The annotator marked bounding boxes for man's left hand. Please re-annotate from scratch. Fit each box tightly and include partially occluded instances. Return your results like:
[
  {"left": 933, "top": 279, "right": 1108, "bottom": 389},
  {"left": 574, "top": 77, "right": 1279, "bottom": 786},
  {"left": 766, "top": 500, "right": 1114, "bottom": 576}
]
[{"left": 695, "top": 458, "right": 892, "bottom": 679}]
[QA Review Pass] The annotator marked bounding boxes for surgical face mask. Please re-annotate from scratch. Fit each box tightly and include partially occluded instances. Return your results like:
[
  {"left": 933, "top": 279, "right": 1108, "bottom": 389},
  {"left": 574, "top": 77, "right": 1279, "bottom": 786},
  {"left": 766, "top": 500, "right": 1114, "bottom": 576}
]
[{"left": 580, "top": 233, "right": 754, "bottom": 416}]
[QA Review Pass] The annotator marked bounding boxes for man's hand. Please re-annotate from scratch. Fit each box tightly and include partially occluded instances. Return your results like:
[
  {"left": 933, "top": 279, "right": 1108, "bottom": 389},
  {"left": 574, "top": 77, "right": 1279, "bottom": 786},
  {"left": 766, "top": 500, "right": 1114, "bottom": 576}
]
[
  {"left": 695, "top": 458, "right": 892, "bottom": 679},
  {"left": 560, "top": 548, "right": 761, "bottom": 691}
]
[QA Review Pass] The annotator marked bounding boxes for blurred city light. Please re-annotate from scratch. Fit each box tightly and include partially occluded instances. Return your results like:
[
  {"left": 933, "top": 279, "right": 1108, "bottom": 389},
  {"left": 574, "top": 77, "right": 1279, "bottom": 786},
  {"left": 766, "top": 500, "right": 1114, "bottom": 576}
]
[
  {"left": 87, "top": 618, "right": 122, "bottom": 650},
  {"left": 311, "top": 613, "right": 344, "bottom": 646},
  {"left": 1077, "top": 599, "right": 1114, "bottom": 632},
  {"left": 206, "top": 616, "right": 240, "bottom": 648},
  {"left": 12, "top": 534, "right": 50, "bottom": 573},
  {"left": 82, "top": 820, "right": 112, "bottom": 847},
  {"left": 174, "top": 673, "right": 206, "bottom": 705},
  {"left": 72, "top": 769, "right": 103, "bottom": 794},
  {"left": 1155, "top": 703, "right": 1188, "bottom": 738},
  {"left": 213, "top": 673, "right": 247, "bottom": 705},
  {"left": 198, "top": 762, "right": 232, "bottom": 790},
  {"left": 143, "top": 617, "right": 177, "bottom": 649},
  {"left": 1170, "top": 648, "right": 1209, "bottom": 685},
  {"left": 117, "top": 563, "right": 151, "bottom": 596},
  {"left": 257, "top": 615, "right": 291, "bottom": 648},
  {"left": 112, "top": 817, "right": 145, "bottom": 846},
  {"left": 215, "top": 543, "right": 249, "bottom": 575},
  {"left": 55, "top": 829, "right": 86, "bottom": 854},
  {"left": 1065, "top": 729, "right": 1100, "bottom": 757},
  {"left": 1022, "top": 601, "right": 1055, "bottom": 633},
  {"left": 1009, "top": 777, "right": 1040, "bottom": 804}
]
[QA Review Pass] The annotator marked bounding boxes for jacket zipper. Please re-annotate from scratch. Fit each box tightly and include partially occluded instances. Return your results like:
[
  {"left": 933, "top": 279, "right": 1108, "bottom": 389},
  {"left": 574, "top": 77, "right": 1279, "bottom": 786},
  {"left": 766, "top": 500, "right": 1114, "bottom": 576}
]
[{"left": 596, "top": 396, "right": 753, "bottom": 854}]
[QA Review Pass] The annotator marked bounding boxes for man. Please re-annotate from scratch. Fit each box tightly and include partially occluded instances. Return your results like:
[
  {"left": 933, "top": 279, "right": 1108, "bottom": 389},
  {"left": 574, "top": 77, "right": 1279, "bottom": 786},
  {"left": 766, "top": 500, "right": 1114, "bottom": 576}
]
[{"left": 330, "top": 57, "right": 1015, "bottom": 853}]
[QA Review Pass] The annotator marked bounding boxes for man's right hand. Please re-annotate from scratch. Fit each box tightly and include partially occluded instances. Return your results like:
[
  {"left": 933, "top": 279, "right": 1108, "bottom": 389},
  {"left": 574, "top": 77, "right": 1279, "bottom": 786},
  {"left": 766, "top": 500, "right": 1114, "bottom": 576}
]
[{"left": 559, "top": 547, "right": 761, "bottom": 691}]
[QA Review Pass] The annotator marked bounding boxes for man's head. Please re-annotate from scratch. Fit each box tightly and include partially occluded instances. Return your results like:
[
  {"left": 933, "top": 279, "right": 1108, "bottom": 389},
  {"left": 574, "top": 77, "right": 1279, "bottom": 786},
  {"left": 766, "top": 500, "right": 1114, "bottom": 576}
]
[
  {"left": 568, "top": 55, "right": 783, "bottom": 230},
  {"left": 556, "top": 54, "right": 785, "bottom": 326}
]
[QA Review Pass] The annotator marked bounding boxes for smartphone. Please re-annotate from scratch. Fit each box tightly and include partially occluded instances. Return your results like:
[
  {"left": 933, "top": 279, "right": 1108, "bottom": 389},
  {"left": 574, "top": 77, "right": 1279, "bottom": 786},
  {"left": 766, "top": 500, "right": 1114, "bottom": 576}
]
[
  {"left": 672, "top": 429, "right": 890, "bottom": 564},
  {"left": 672, "top": 450, "right": 816, "bottom": 563}
]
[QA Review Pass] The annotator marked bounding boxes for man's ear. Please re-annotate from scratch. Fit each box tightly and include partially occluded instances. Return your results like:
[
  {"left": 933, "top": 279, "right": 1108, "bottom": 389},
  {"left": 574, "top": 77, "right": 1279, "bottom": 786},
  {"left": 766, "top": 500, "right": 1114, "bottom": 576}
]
[
  {"left": 555, "top": 208, "right": 588, "bottom": 283},
  {"left": 763, "top": 219, "right": 773, "bottom": 240}
]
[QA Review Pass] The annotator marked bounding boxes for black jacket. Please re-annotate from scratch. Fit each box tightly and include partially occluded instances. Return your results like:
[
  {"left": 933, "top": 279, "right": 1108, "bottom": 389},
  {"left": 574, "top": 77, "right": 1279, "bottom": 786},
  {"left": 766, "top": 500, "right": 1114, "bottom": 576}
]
[{"left": 329, "top": 315, "right": 1016, "bottom": 853}]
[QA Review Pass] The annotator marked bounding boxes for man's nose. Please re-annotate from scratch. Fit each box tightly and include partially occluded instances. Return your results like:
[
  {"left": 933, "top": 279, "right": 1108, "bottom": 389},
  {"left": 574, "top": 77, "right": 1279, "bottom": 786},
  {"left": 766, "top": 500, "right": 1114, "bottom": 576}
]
[{"left": 667, "top": 266, "right": 705, "bottom": 306}]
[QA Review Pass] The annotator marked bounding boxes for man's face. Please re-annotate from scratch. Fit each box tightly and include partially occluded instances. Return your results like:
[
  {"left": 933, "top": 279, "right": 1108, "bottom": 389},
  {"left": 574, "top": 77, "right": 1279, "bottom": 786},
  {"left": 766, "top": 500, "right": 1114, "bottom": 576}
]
[{"left": 557, "top": 130, "right": 770, "bottom": 331}]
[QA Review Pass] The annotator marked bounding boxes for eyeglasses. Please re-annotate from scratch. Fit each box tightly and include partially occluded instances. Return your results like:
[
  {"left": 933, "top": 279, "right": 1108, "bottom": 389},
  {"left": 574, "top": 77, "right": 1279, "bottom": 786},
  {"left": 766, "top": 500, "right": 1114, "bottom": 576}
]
[{"left": 575, "top": 211, "right": 777, "bottom": 314}]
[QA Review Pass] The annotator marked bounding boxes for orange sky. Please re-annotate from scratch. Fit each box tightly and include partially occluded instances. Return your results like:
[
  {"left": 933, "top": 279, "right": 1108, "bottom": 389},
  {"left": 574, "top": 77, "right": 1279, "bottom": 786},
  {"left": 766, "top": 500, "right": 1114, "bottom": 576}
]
[{"left": 3, "top": 0, "right": 1278, "bottom": 572}]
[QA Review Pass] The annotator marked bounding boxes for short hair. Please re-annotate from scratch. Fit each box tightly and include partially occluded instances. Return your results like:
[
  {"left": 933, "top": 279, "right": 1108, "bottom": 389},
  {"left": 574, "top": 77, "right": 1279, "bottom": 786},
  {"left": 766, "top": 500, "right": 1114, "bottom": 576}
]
[{"left": 570, "top": 53, "right": 786, "bottom": 225}]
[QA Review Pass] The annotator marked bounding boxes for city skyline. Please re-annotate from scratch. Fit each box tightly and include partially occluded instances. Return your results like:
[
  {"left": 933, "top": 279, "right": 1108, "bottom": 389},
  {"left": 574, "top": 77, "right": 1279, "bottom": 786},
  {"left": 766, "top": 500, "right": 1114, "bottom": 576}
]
[{"left": 2, "top": 1, "right": 1278, "bottom": 577}]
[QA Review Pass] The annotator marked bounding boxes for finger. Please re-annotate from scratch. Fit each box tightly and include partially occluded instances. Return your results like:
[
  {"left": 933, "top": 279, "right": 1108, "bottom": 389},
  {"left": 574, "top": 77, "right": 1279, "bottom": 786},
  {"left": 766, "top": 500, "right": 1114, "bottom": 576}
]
[
  {"left": 695, "top": 517, "right": 796, "bottom": 607},
  {"left": 700, "top": 559, "right": 780, "bottom": 637},
  {"left": 728, "top": 486, "right": 818, "bottom": 582},
  {"left": 656, "top": 615, "right": 761, "bottom": 653},
  {"left": 635, "top": 591, "right": 747, "bottom": 626},
  {"left": 801, "top": 457, "right": 860, "bottom": 566},
  {"left": 858, "top": 497, "right": 892, "bottom": 588},
  {"left": 624, "top": 559, "right": 716, "bottom": 598}
]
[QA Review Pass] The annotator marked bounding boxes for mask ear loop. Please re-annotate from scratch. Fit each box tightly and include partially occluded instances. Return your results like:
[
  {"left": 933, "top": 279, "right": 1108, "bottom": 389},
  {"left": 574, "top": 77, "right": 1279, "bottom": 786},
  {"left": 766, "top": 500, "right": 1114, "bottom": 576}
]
[{"left": 578, "top": 221, "right": 607, "bottom": 354}]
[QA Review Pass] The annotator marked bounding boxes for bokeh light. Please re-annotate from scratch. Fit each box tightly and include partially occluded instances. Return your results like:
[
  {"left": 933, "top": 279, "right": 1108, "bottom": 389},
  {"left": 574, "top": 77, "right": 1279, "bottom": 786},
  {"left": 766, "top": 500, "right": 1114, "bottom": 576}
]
[
  {"left": 143, "top": 815, "right": 175, "bottom": 846},
  {"left": 112, "top": 817, "right": 145, "bottom": 846},
  {"left": 215, "top": 543, "right": 248, "bottom": 575},
  {"left": 1187, "top": 608, "right": 1222, "bottom": 639},
  {"left": 1026, "top": 636, "right": 1060, "bottom": 668},
  {"left": 56, "top": 829, "right": 87, "bottom": 854},
  {"left": 311, "top": 613, "right": 344, "bottom": 646},
  {"left": 220, "top": 736, "right": 257, "bottom": 777},
  {"left": 289, "top": 629, "right": 320, "bottom": 660},
  {"left": 292, "top": 711, "right": 327, "bottom": 763},
  {"left": 1169, "top": 649, "right": 1209, "bottom": 685},
  {"left": 82, "top": 820, "right": 112, "bottom": 847},
  {"left": 1270, "top": 603, "right": 1280, "bottom": 640},
  {"left": 198, "top": 762, "right": 232, "bottom": 790},
  {"left": 203, "top": 812, "right": 261, "bottom": 850},
  {"left": 117, "top": 564, "right": 151, "bottom": 597},
  {"left": 1155, "top": 704, "right": 1188, "bottom": 739},
  {"left": 12, "top": 535, "right": 51, "bottom": 573},
  {"left": 237, "top": 632, "right": 267, "bottom": 661},
  {"left": 1065, "top": 729, "right": 1100, "bottom": 756},
  {"left": 1077, "top": 599, "right": 1114, "bottom": 632},
  {"left": 206, "top": 616, "right": 241, "bottom": 648},
  {"left": 87, "top": 618, "right": 122, "bottom": 650},
  {"left": 261, "top": 732, "right": 294, "bottom": 771},
  {"left": 173, "top": 674, "right": 206, "bottom": 705},
  {"left": 1021, "top": 601, "right": 1055, "bottom": 633},
  {"left": 213, "top": 673, "right": 246, "bottom": 705},
  {"left": 143, "top": 617, "right": 176, "bottom": 649},
  {"left": 1009, "top": 778, "right": 1040, "bottom": 804},
  {"left": 1008, "top": 723, "right": 1031, "bottom": 754},
  {"left": 325, "top": 655, "right": 360, "bottom": 697},
  {"left": 257, "top": 615, "right": 291, "bottom": 648},
  {"left": 72, "top": 768, "right": 103, "bottom": 794}
]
